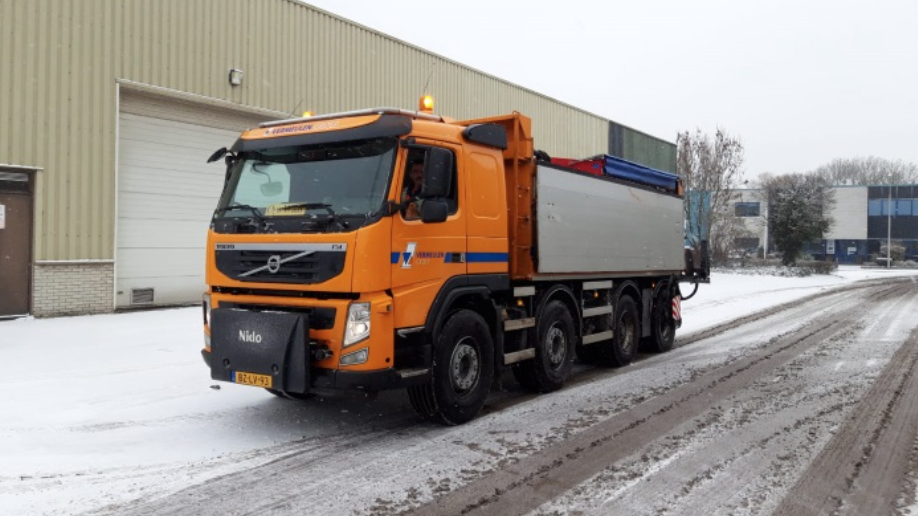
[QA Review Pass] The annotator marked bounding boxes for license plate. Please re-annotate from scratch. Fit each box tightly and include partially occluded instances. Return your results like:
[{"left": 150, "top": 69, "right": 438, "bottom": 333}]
[{"left": 233, "top": 371, "right": 273, "bottom": 388}]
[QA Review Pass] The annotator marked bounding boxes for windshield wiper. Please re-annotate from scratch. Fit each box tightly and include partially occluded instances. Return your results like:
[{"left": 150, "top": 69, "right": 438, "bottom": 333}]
[
  {"left": 271, "top": 202, "right": 333, "bottom": 213},
  {"left": 219, "top": 203, "right": 265, "bottom": 223}
]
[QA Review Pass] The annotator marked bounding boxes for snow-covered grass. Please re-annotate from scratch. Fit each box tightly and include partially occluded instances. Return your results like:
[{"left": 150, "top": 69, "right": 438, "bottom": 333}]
[
  {"left": 712, "top": 265, "right": 828, "bottom": 277},
  {"left": 1, "top": 265, "right": 917, "bottom": 515},
  {"left": 680, "top": 266, "right": 918, "bottom": 337}
]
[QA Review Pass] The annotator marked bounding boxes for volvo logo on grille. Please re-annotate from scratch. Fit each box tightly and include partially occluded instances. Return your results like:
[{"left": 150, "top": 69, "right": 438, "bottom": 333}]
[
  {"left": 267, "top": 255, "right": 282, "bottom": 274},
  {"left": 239, "top": 250, "right": 317, "bottom": 278}
]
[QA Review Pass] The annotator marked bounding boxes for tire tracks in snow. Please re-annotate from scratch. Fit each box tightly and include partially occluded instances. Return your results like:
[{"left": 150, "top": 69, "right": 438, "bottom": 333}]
[
  {"left": 773, "top": 316, "right": 918, "bottom": 516},
  {"left": 403, "top": 281, "right": 917, "bottom": 516},
  {"left": 77, "top": 279, "right": 917, "bottom": 516}
]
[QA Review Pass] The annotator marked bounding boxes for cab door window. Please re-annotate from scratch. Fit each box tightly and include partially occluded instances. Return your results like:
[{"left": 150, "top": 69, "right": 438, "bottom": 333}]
[{"left": 400, "top": 147, "right": 458, "bottom": 220}]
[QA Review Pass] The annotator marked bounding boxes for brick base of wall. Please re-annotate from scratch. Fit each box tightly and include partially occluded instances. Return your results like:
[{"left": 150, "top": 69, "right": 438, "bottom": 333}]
[{"left": 33, "top": 262, "right": 114, "bottom": 317}]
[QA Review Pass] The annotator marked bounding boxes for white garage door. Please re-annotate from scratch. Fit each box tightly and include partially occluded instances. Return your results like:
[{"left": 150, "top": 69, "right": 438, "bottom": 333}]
[{"left": 116, "top": 113, "right": 243, "bottom": 308}]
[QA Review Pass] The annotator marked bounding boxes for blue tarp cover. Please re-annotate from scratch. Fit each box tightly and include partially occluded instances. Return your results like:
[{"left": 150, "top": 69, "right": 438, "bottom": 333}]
[{"left": 603, "top": 154, "right": 680, "bottom": 193}]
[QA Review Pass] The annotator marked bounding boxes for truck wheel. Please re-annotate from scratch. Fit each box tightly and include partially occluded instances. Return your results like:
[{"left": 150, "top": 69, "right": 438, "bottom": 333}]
[
  {"left": 407, "top": 310, "right": 494, "bottom": 425},
  {"left": 600, "top": 296, "right": 639, "bottom": 366},
  {"left": 512, "top": 301, "right": 575, "bottom": 392},
  {"left": 643, "top": 290, "right": 675, "bottom": 353}
]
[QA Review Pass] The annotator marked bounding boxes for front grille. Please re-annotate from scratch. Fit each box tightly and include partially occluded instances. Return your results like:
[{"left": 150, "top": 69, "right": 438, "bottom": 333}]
[
  {"left": 215, "top": 246, "right": 346, "bottom": 284},
  {"left": 236, "top": 250, "right": 320, "bottom": 280}
]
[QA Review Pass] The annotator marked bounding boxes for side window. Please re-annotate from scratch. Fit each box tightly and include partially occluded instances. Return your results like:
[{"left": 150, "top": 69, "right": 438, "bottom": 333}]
[
  {"left": 734, "top": 201, "right": 760, "bottom": 217},
  {"left": 400, "top": 148, "right": 458, "bottom": 220}
]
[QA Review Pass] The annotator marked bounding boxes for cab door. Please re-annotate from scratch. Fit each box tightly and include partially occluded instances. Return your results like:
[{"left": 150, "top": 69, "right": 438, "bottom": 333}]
[{"left": 391, "top": 142, "right": 466, "bottom": 329}]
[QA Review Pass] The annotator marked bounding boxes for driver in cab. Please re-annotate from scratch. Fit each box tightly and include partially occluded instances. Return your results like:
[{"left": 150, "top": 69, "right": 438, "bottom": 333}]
[{"left": 401, "top": 161, "right": 424, "bottom": 220}]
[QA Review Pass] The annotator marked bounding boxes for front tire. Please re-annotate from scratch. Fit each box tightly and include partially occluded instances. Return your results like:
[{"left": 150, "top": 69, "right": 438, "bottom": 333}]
[
  {"left": 407, "top": 310, "right": 494, "bottom": 425},
  {"left": 513, "top": 301, "right": 575, "bottom": 392}
]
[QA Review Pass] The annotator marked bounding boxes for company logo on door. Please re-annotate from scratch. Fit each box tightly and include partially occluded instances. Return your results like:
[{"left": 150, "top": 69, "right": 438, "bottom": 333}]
[
  {"left": 399, "top": 242, "right": 449, "bottom": 268},
  {"left": 401, "top": 242, "right": 417, "bottom": 269}
]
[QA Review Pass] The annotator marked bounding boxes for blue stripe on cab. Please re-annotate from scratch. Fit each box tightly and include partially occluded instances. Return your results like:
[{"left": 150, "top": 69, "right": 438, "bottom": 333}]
[
  {"left": 390, "top": 251, "right": 507, "bottom": 263},
  {"left": 466, "top": 253, "right": 509, "bottom": 263}
]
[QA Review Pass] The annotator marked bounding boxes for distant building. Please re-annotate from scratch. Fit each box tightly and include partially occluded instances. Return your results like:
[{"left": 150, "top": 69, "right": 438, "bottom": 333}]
[{"left": 731, "top": 186, "right": 918, "bottom": 263}]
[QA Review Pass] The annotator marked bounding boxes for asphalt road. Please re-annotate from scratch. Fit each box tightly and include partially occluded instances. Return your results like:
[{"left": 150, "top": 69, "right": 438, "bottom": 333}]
[{"left": 86, "top": 279, "right": 918, "bottom": 516}]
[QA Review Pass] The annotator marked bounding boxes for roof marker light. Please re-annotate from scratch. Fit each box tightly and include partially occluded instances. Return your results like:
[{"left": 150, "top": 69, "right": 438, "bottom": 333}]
[{"left": 419, "top": 95, "right": 434, "bottom": 114}]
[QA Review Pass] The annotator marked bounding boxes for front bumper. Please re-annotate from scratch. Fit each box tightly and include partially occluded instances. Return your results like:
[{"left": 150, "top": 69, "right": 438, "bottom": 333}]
[
  {"left": 202, "top": 290, "right": 403, "bottom": 394},
  {"left": 202, "top": 348, "right": 411, "bottom": 391}
]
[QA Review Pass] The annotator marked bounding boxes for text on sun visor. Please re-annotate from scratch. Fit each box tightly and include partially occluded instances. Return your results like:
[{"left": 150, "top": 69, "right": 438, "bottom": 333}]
[{"left": 263, "top": 120, "right": 341, "bottom": 136}]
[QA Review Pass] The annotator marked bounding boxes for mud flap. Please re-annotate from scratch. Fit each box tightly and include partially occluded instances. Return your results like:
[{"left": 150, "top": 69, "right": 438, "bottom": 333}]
[
  {"left": 672, "top": 295, "right": 683, "bottom": 329},
  {"left": 210, "top": 308, "right": 310, "bottom": 394}
]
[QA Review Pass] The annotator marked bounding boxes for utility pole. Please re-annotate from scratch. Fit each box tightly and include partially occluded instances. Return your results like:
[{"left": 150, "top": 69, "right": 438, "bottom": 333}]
[
  {"left": 887, "top": 185, "right": 892, "bottom": 269},
  {"left": 762, "top": 201, "right": 768, "bottom": 258}
]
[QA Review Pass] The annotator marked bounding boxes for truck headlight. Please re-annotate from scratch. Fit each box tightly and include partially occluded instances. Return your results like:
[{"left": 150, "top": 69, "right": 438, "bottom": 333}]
[
  {"left": 203, "top": 293, "right": 212, "bottom": 327},
  {"left": 344, "top": 302, "right": 370, "bottom": 347}
]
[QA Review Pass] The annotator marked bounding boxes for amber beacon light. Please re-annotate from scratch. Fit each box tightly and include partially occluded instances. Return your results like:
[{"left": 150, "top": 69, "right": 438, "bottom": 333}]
[{"left": 419, "top": 95, "right": 434, "bottom": 114}]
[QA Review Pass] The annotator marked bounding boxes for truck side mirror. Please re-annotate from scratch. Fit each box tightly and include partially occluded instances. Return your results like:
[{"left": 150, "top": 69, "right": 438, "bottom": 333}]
[
  {"left": 420, "top": 199, "right": 449, "bottom": 223},
  {"left": 207, "top": 147, "right": 228, "bottom": 163},
  {"left": 421, "top": 148, "right": 452, "bottom": 198}
]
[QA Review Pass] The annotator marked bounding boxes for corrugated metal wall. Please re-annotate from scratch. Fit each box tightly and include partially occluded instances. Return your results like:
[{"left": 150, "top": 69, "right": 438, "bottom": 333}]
[
  {"left": 0, "top": 0, "right": 665, "bottom": 261},
  {"left": 609, "top": 122, "right": 677, "bottom": 173}
]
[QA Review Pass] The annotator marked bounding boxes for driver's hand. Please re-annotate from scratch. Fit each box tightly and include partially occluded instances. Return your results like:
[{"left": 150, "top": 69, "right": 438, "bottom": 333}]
[{"left": 405, "top": 201, "right": 420, "bottom": 219}]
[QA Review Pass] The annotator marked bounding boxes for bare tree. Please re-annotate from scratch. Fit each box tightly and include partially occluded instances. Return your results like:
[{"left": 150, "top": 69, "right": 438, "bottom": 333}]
[
  {"left": 677, "top": 128, "right": 745, "bottom": 256},
  {"left": 812, "top": 156, "right": 918, "bottom": 185}
]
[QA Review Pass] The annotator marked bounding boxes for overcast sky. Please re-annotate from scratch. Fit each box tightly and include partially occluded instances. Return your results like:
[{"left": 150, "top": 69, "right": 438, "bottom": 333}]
[{"left": 305, "top": 0, "right": 917, "bottom": 179}]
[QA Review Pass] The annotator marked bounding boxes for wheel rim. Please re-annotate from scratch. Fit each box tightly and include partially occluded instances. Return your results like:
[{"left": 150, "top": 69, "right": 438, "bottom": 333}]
[
  {"left": 450, "top": 337, "right": 480, "bottom": 394},
  {"left": 546, "top": 323, "right": 567, "bottom": 367},
  {"left": 619, "top": 312, "right": 635, "bottom": 354}
]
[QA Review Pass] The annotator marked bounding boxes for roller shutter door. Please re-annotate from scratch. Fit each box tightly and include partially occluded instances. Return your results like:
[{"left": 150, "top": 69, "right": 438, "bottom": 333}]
[{"left": 116, "top": 93, "right": 272, "bottom": 308}]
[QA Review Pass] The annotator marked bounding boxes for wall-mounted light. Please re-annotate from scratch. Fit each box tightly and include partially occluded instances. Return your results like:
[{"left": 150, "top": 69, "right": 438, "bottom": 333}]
[{"left": 228, "top": 68, "right": 243, "bottom": 86}]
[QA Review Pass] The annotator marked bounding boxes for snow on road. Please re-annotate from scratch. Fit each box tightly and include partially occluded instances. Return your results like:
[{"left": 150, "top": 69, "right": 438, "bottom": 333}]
[{"left": 1, "top": 266, "right": 917, "bottom": 515}]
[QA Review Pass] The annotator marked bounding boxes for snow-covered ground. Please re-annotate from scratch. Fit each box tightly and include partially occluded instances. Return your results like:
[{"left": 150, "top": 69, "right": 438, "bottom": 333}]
[{"left": 2, "top": 266, "right": 917, "bottom": 516}]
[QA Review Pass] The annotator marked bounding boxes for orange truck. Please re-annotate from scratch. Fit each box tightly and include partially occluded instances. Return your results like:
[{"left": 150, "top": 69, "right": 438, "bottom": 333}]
[{"left": 201, "top": 101, "right": 708, "bottom": 425}]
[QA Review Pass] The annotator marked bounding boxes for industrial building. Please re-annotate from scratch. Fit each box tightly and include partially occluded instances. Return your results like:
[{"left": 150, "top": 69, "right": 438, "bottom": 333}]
[
  {"left": 732, "top": 186, "right": 918, "bottom": 263},
  {"left": 0, "top": 0, "right": 675, "bottom": 318}
]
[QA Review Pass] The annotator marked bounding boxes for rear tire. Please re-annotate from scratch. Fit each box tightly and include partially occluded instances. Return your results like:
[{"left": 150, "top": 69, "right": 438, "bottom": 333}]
[
  {"left": 599, "top": 296, "right": 639, "bottom": 367},
  {"left": 643, "top": 288, "right": 676, "bottom": 353},
  {"left": 407, "top": 310, "right": 494, "bottom": 425},
  {"left": 512, "top": 301, "right": 575, "bottom": 392}
]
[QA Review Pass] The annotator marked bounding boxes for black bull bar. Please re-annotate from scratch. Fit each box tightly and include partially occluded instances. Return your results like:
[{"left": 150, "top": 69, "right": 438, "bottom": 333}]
[{"left": 209, "top": 308, "right": 310, "bottom": 394}]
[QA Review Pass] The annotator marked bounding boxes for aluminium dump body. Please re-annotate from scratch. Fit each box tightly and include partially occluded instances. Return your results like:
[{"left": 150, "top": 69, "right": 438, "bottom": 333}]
[{"left": 534, "top": 164, "right": 684, "bottom": 275}]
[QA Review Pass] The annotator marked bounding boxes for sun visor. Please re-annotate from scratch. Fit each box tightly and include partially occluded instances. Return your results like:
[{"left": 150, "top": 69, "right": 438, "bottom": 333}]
[{"left": 231, "top": 114, "right": 412, "bottom": 152}]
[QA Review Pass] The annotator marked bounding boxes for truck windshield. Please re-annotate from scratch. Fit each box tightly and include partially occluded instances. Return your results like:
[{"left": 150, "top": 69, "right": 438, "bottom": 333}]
[{"left": 216, "top": 138, "right": 396, "bottom": 232}]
